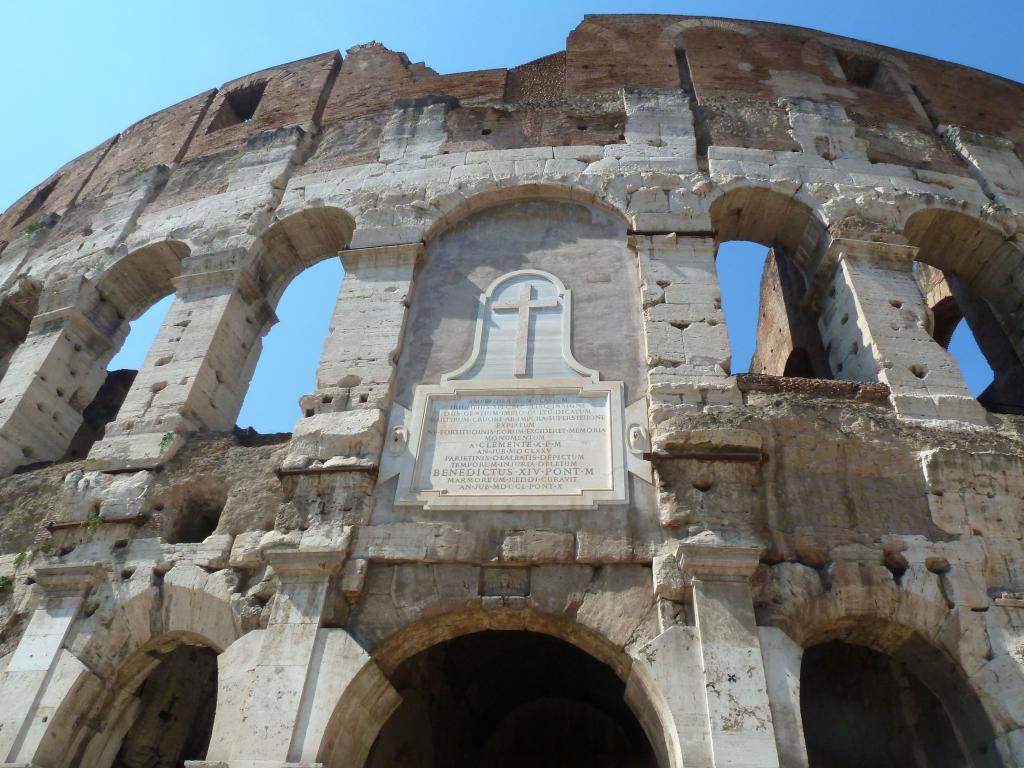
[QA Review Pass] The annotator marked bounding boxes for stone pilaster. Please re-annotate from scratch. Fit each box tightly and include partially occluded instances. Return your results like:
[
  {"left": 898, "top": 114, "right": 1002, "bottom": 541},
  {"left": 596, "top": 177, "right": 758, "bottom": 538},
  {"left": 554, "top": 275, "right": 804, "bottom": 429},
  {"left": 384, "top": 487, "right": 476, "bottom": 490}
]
[
  {"left": 202, "top": 549, "right": 399, "bottom": 768},
  {"left": 758, "top": 627, "right": 809, "bottom": 768},
  {"left": 636, "top": 234, "right": 738, "bottom": 409},
  {"left": 88, "top": 250, "right": 276, "bottom": 470},
  {"left": 0, "top": 278, "right": 125, "bottom": 475},
  {"left": 816, "top": 238, "right": 986, "bottom": 422},
  {"left": 627, "top": 624, "right": 715, "bottom": 768},
  {"left": 629, "top": 544, "right": 783, "bottom": 768},
  {"left": 681, "top": 544, "right": 781, "bottom": 768},
  {"left": 0, "top": 563, "right": 104, "bottom": 766},
  {"left": 283, "top": 243, "right": 421, "bottom": 472}
]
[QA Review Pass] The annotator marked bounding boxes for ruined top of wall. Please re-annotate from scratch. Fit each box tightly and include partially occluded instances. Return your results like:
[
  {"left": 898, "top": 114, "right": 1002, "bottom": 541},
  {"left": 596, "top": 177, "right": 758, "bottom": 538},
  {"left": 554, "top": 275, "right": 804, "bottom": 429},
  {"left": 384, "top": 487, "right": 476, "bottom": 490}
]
[{"left": 2, "top": 14, "right": 1022, "bottom": 245}]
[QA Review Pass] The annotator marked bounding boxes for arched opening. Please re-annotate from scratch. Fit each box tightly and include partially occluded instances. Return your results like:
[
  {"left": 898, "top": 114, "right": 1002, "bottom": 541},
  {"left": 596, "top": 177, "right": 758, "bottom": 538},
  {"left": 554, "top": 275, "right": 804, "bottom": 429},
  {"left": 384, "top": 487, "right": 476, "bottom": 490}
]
[
  {"left": 906, "top": 210, "right": 1024, "bottom": 414},
  {"left": 63, "top": 242, "right": 185, "bottom": 460},
  {"left": 710, "top": 188, "right": 833, "bottom": 379},
  {"left": 800, "top": 638, "right": 1004, "bottom": 768},
  {"left": 236, "top": 207, "right": 353, "bottom": 434},
  {"left": 363, "top": 631, "right": 657, "bottom": 768},
  {"left": 948, "top": 319, "right": 997, "bottom": 399},
  {"left": 236, "top": 257, "right": 343, "bottom": 433},
  {"left": 66, "top": 294, "right": 173, "bottom": 459},
  {"left": 782, "top": 347, "right": 815, "bottom": 377},
  {"left": 715, "top": 240, "right": 767, "bottom": 375},
  {"left": 916, "top": 263, "right": 1019, "bottom": 412},
  {"left": 46, "top": 633, "right": 225, "bottom": 768},
  {"left": 0, "top": 276, "right": 41, "bottom": 384},
  {"left": 108, "top": 643, "right": 218, "bottom": 768}
]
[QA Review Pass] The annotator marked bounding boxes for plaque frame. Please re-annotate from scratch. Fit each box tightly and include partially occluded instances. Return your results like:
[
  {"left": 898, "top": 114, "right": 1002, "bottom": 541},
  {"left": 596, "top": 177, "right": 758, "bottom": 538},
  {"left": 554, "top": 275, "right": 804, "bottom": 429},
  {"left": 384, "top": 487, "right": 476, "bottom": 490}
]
[
  {"left": 389, "top": 378, "right": 626, "bottom": 509},
  {"left": 379, "top": 269, "right": 650, "bottom": 510}
]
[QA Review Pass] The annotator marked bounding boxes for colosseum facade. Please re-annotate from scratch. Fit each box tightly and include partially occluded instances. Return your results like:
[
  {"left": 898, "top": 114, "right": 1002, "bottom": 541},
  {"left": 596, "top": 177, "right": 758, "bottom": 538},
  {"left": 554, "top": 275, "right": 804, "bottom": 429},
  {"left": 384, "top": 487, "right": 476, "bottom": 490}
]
[{"left": 0, "top": 13, "right": 1022, "bottom": 768}]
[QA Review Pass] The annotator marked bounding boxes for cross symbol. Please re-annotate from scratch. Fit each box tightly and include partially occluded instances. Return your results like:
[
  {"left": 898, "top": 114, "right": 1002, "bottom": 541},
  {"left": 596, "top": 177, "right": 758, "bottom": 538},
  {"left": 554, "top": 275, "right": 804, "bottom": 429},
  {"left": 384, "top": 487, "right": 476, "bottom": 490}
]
[{"left": 492, "top": 283, "right": 558, "bottom": 376}]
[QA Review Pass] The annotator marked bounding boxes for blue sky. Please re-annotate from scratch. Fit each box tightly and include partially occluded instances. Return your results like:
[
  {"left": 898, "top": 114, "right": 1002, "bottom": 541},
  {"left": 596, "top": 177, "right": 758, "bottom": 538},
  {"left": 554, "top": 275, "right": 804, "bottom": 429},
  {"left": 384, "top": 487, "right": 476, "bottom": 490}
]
[{"left": 2, "top": 1, "right": 1020, "bottom": 430}]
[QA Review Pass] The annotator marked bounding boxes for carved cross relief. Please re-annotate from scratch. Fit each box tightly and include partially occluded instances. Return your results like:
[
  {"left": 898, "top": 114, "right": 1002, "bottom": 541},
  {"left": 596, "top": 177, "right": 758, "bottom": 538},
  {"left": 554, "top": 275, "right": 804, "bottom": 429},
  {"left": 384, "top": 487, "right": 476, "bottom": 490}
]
[{"left": 491, "top": 283, "right": 558, "bottom": 376}]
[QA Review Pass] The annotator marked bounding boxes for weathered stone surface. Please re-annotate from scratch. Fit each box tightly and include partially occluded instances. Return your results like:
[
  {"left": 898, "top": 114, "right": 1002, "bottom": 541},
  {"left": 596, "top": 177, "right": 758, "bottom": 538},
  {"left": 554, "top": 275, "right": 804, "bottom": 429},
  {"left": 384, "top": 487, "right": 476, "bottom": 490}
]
[{"left": 0, "top": 14, "right": 1023, "bottom": 768}]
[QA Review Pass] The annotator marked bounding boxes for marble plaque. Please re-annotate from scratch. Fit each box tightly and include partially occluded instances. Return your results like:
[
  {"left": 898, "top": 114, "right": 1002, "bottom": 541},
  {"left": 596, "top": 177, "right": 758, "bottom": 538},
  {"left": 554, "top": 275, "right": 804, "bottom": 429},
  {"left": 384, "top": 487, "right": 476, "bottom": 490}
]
[{"left": 380, "top": 269, "right": 650, "bottom": 509}]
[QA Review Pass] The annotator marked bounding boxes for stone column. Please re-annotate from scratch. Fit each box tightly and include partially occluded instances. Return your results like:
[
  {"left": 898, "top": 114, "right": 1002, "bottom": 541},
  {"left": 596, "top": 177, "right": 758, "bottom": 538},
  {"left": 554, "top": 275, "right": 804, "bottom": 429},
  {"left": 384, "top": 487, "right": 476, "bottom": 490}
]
[
  {"left": 635, "top": 234, "right": 737, "bottom": 409},
  {"left": 0, "top": 278, "right": 125, "bottom": 475},
  {"left": 283, "top": 243, "right": 421, "bottom": 471},
  {"left": 88, "top": 251, "right": 276, "bottom": 470},
  {"left": 681, "top": 544, "right": 781, "bottom": 768},
  {"left": 201, "top": 548, "right": 399, "bottom": 768},
  {"left": 0, "top": 563, "right": 104, "bottom": 766},
  {"left": 816, "top": 238, "right": 985, "bottom": 422}
]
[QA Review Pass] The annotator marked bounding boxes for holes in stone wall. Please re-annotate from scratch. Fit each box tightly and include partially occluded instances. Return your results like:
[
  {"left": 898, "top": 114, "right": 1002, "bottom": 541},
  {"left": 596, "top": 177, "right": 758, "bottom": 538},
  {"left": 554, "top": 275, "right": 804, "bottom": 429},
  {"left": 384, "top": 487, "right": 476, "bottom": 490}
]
[
  {"left": 207, "top": 80, "right": 268, "bottom": 133},
  {"left": 161, "top": 481, "right": 227, "bottom": 544},
  {"left": 834, "top": 50, "right": 880, "bottom": 88},
  {"left": 909, "top": 363, "right": 928, "bottom": 379},
  {"left": 833, "top": 49, "right": 901, "bottom": 95}
]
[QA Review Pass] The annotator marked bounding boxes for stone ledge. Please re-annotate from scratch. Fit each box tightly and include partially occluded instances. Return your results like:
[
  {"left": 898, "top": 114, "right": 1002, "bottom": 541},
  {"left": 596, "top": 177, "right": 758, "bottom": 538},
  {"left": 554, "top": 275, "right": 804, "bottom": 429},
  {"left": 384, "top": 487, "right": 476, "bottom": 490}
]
[{"left": 737, "top": 373, "right": 891, "bottom": 402}]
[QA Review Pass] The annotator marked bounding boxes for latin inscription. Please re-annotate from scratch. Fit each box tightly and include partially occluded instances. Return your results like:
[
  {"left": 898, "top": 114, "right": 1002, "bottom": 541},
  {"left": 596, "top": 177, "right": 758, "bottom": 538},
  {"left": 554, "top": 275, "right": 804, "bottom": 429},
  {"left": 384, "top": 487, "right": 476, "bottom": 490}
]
[{"left": 413, "top": 393, "right": 613, "bottom": 496}]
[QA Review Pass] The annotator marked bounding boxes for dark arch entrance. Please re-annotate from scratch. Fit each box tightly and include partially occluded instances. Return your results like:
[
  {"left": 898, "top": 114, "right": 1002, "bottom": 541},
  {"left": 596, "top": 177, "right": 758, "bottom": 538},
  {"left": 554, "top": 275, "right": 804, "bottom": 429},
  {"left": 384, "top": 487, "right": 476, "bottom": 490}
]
[
  {"left": 110, "top": 643, "right": 218, "bottom": 768},
  {"left": 801, "top": 640, "right": 1003, "bottom": 768},
  {"left": 365, "top": 630, "right": 657, "bottom": 768}
]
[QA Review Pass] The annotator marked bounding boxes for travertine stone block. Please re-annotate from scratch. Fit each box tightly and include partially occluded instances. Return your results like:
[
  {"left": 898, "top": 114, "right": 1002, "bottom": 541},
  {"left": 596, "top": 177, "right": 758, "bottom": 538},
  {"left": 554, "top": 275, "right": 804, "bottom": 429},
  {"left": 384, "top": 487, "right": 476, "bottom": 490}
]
[
  {"left": 636, "top": 234, "right": 735, "bottom": 407},
  {"left": 0, "top": 281, "right": 125, "bottom": 474},
  {"left": 681, "top": 544, "right": 781, "bottom": 768},
  {"left": 89, "top": 258, "right": 276, "bottom": 470},
  {"left": 816, "top": 239, "right": 986, "bottom": 423}
]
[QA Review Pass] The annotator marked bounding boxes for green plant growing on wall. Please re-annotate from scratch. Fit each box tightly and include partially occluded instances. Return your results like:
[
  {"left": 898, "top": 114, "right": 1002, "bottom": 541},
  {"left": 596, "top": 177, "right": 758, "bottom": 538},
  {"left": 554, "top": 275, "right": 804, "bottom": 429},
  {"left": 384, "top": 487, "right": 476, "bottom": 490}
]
[
  {"left": 25, "top": 221, "right": 48, "bottom": 233},
  {"left": 0, "top": 575, "right": 12, "bottom": 593},
  {"left": 14, "top": 541, "right": 53, "bottom": 569},
  {"left": 83, "top": 513, "right": 105, "bottom": 537},
  {"left": 159, "top": 432, "right": 174, "bottom": 452}
]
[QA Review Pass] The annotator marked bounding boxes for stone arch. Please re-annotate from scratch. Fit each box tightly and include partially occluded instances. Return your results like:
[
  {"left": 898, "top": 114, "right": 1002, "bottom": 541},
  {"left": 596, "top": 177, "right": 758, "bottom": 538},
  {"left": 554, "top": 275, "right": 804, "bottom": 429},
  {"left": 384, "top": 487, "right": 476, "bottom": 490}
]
[
  {"left": 221, "top": 205, "right": 353, "bottom": 430},
  {"left": 254, "top": 205, "right": 355, "bottom": 304},
  {"left": 52, "top": 240, "right": 191, "bottom": 457},
  {"left": 903, "top": 207, "right": 1024, "bottom": 411},
  {"left": 393, "top": 190, "right": 645, "bottom": 412},
  {"left": 708, "top": 184, "right": 831, "bottom": 278},
  {"left": 660, "top": 16, "right": 757, "bottom": 48},
  {"left": 709, "top": 184, "right": 834, "bottom": 377},
  {"left": 768, "top": 580, "right": 1010, "bottom": 765},
  {"left": 422, "top": 182, "right": 630, "bottom": 243},
  {"left": 74, "top": 564, "right": 240, "bottom": 679},
  {"left": 318, "top": 607, "right": 672, "bottom": 768},
  {"left": 567, "top": 20, "right": 631, "bottom": 53},
  {"left": 25, "top": 566, "right": 242, "bottom": 768},
  {"left": 92, "top": 239, "right": 188, "bottom": 322},
  {"left": 51, "top": 630, "right": 223, "bottom": 768}
]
